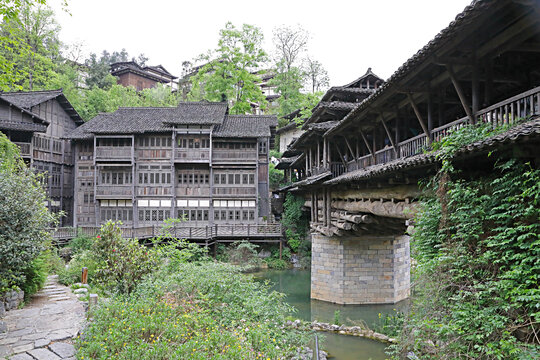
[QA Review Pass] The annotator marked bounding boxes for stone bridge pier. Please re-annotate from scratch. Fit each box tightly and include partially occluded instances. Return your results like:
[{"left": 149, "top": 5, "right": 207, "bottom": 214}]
[{"left": 311, "top": 233, "right": 410, "bottom": 304}]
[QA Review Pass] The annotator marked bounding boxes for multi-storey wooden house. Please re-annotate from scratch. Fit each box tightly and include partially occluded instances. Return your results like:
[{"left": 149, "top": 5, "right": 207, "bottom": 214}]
[
  {"left": 66, "top": 102, "right": 277, "bottom": 229},
  {"left": 0, "top": 90, "right": 83, "bottom": 226}
]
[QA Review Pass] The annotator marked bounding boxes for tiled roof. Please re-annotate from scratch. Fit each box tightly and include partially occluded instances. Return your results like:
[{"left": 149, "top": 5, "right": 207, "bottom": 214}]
[
  {"left": 309, "top": 121, "right": 339, "bottom": 131},
  {"left": 0, "top": 89, "right": 83, "bottom": 125},
  {"left": 65, "top": 103, "right": 276, "bottom": 140},
  {"left": 275, "top": 155, "right": 300, "bottom": 170},
  {"left": 0, "top": 121, "right": 48, "bottom": 133},
  {"left": 276, "top": 122, "right": 298, "bottom": 134},
  {"left": 0, "top": 89, "right": 62, "bottom": 109},
  {"left": 321, "top": 87, "right": 375, "bottom": 102},
  {"left": 214, "top": 115, "right": 277, "bottom": 138},
  {"left": 325, "top": 118, "right": 540, "bottom": 186}
]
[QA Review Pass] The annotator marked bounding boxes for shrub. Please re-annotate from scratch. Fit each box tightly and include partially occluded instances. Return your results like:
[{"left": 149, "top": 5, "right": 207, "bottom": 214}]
[
  {"left": 93, "top": 221, "right": 155, "bottom": 294},
  {"left": 20, "top": 251, "right": 48, "bottom": 300},
  {"left": 68, "top": 231, "right": 94, "bottom": 254},
  {"left": 58, "top": 250, "right": 98, "bottom": 286},
  {"left": 282, "top": 194, "right": 309, "bottom": 254},
  {"left": 266, "top": 258, "right": 289, "bottom": 270},
  {"left": 224, "top": 240, "right": 262, "bottom": 267},
  {"left": 0, "top": 134, "right": 58, "bottom": 293}
]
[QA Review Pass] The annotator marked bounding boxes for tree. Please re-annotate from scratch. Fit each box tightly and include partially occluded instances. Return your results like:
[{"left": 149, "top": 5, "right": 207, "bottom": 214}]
[
  {"left": 0, "top": 134, "right": 57, "bottom": 292},
  {"left": 272, "top": 25, "right": 308, "bottom": 72},
  {"left": 188, "top": 22, "right": 268, "bottom": 114},
  {"left": 303, "top": 57, "right": 329, "bottom": 93},
  {"left": 0, "top": 2, "right": 61, "bottom": 90}
]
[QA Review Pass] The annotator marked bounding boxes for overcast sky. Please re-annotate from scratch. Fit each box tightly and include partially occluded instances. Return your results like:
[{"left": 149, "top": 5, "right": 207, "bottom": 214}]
[{"left": 50, "top": 0, "right": 472, "bottom": 86}]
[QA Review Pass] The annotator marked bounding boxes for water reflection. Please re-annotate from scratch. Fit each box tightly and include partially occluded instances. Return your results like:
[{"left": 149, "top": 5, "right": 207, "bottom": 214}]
[{"left": 253, "top": 269, "right": 408, "bottom": 360}]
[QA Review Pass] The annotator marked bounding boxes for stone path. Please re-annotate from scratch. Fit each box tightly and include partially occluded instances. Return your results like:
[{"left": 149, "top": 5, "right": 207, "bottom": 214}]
[{"left": 0, "top": 275, "right": 85, "bottom": 359}]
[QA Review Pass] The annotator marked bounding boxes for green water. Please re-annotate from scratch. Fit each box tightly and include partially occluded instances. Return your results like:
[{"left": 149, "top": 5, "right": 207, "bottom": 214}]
[{"left": 252, "top": 269, "right": 408, "bottom": 360}]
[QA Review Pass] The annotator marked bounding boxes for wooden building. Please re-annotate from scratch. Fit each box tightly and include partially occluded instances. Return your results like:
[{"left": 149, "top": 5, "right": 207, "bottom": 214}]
[
  {"left": 110, "top": 62, "right": 178, "bottom": 91},
  {"left": 66, "top": 102, "right": 277, "bottom": 229},
  {"left": 0, "top": 90, "right": 84, "bottom": 225}
]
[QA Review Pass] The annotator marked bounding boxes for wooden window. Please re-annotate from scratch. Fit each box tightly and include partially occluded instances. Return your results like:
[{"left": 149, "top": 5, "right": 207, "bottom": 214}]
[
  {"left": 249, "top": 211, "right": 255, "bottom": 220},
  {"left": 249, "top": 174, "right": 255, "bottom": 184},
  {"left": 242, "top": 174, "right": 248, "bottom": 184},
  {"left": 228, "top": 174, "right": 234, "bottom": 184},
  {"left": 221, "top": 174, "right": 226, "bottom": 184},
  {"left": 235, "top": 174, "right": 240, "bottom": 184},
  {"left": 214, "top": 174, "right": 219, "bottom": 184}
]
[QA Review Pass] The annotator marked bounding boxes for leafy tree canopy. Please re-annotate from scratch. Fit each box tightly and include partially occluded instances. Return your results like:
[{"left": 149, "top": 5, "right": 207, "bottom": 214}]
[{"left": 188, "top": 22, "right": 268, "bottom": 114}]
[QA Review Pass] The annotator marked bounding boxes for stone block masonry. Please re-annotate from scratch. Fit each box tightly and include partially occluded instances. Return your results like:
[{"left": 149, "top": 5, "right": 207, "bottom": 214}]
[{"left": 311, "top": 233, "right": 410, "bottom": 304}]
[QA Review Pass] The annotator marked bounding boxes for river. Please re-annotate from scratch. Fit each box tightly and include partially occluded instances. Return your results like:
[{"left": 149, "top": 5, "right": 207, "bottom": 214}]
[{"left": 252, "top": 269, "right": 408, "bottom": 360}]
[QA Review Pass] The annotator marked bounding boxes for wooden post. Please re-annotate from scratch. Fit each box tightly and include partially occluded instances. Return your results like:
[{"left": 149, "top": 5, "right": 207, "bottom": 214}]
[
  {"left": 446, "top": 64, "right": 475, "bottom": 123},
  {"left": 81, "top": 267, "right": 88, "bottom": 284},
  {"left": 427, "top": 92, "right": 434, "bottom": 141},
  {"left": 359, "top": 130, "right": 374, "bottom": 159},
  {"left": 379, "top": 113, "right": 398, "bottom": 156},
  {"left": 407, "top": 93, "right": 431, "bottom": 141},
  {"left": 279, "top": 239, "right": 283, "bottom": 260},
  {"left": 472, "top": 60, "right": 480, "bottom": 117}
]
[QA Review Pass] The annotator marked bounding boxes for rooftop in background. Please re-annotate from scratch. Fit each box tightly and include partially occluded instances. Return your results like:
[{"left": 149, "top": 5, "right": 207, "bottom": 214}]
[
  {"left": 110, "top": 61, "right": 178, "bottom": 91},
  {"left": 66, "top": 102, "right": 277, "bottom": 139},
  {"left": 0, "top": 89, "right": 84, "bottom": 125}
]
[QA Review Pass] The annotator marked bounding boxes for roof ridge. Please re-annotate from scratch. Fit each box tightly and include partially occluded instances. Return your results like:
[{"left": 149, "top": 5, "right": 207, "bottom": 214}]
[{"left": 0, "top": 89, "right": 62, "bottom": 95}]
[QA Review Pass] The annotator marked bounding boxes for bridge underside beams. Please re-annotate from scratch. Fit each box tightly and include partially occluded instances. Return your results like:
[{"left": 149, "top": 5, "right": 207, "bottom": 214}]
[{"left": 311, "top": 232, "right": 410, "bottom": 304}]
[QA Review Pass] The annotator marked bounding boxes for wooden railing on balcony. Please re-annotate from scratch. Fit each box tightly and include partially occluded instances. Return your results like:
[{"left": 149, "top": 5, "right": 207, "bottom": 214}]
[
  {"left": 212, "top": 187, "right": 256, "bottom": 196},
  {"left": 175, "top": 148, "right": 210, "bottom": 162},
  {"left": 49, "top": 223, "right": 282, "bottom": 243},
  {"left": 95, "top": 146, "right": 132, "bottom": 160},
  {"left": 96, "top": 185, "right": 132, "bottom": 198},
  {"left": 14, "top": 142, "right": 31, "bottom": 157},
  {"left": 212, "top": 150, "right": 257, "bottom": 161}
]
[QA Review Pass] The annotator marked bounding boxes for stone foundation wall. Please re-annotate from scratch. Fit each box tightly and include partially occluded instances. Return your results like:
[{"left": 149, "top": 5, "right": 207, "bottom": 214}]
[{"left": 311, "top": 232, "right": 410, "bottom": 304}]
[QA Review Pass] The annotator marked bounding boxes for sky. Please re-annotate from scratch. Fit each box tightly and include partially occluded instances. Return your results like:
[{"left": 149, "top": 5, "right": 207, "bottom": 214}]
[{"left": 50, "top": 0, "right": 473, "bottom": 87}]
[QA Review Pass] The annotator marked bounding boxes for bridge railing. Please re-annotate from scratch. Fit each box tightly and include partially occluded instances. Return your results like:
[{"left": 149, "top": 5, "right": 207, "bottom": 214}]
[
  {"left": 49, "top": 223, "right": 283, "bottom": 242},
  {"left": 347, "top": 86, "right": 540, "bottom": 171}
]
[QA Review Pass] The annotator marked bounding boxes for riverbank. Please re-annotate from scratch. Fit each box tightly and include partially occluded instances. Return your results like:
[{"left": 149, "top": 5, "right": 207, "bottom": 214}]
[{"left": 253, "top": 269, "right": 408, "bottom": 360}]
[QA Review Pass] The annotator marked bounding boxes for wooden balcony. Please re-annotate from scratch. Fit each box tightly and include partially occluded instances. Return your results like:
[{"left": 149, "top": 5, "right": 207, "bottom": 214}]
[
  {"left": 212, "top": 186, "right": 256, "bottom": 196},
  {"left": 95, "top": 146, "right": 132, "bottom": 161},
  {"left": 14, "top": 142, "right": 31, "bottom": 158},
  {"left": 176, "top": 187, "right": 210, "bottom": 197},
  {"left": 174, "top": 148, "right": 210, "bottom": 163},
  {"left": 212, "top": 150, "right": 257, "bottom": 162},
  {"left": 96, "top": 185, "right": 132, "bottom": 199},
  {"left": 137, "top": 186, "right": 172, "bottom": 196}
]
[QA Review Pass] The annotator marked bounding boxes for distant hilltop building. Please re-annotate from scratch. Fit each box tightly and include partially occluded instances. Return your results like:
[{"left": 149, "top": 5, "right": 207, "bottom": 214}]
[{"left": 110, "top": 61, "right": 178, "bottom": 91}]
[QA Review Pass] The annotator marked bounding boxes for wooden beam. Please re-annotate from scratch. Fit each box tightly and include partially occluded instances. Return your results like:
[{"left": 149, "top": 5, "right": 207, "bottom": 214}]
[
  {"left": 407, "top": 93, "right": 431, "bottom": 141},
  {"left": 433, "top": 56, "right": 475, "bottom": 66},
  {"left": 472, "top": 60, "right": 480, "bottom": 115},
  {"left": 446, "top": 64, "right": 475, "bottom": 123},
  {"left": 344, "top": 137, "right": 355, "bottom": 159},
  {"left": 379, "top": 113, "right": 398, "bottom": 156},
  {"left": 332, "top": 199, "right": 417, "bottom": 220},
  {"left": 359, "top": 130, "right": 375, "bottom": 159},
  {"left": 334, "top": 143, "right": 347, "bottom": 167}
]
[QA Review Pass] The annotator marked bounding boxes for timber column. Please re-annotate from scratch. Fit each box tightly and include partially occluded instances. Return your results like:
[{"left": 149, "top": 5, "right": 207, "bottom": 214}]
[{"left": 311, "top": 233, "right": 410, "bottom": 304}]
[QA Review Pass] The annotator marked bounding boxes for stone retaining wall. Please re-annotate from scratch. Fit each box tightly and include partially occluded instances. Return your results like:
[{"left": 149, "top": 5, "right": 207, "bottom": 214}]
[{"left": 0, "top": 289, "right": 24, "bottom": 317}]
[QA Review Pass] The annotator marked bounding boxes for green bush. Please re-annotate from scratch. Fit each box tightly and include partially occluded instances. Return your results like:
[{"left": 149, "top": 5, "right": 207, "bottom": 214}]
[
  {"left": 266, "top": 258, "right": 289, "bottom": 270},
  {"left": 20, "top": 251, "right": 48, "bottom": 300},
  {"left": 68, "top": 231, "right": 94, "bottom": 254},
  {"left": 58, "top": 250, "right": 98, "bottom": 286},
  {"left": 78, "top": 263, "right": 311, "bottom": 359},
  {"left": 282, "top": 194, "right": 309, "bottom": 254},
  {"left": 395, "top": 155, "right": 540, "bottom": 358},
  {"left": 0, "top": 134, "right": 58, "bottom": 293},
  {"left": 223, "top": 240, "right": 262, "bottom": 268},
  {"left": 93, "top": 221, "right": 156, "bottom": 294}
]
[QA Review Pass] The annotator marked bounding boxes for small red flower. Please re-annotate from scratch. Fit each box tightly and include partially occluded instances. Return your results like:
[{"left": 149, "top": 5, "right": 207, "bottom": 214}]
[{"left": 97, "top": 235, "right": 101, "bottom": 239}]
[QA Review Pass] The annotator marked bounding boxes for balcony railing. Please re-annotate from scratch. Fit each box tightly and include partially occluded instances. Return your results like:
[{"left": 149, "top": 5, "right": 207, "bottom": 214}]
[
  {"left": 95, "top": 146, "right": 132, "bottom": 161},
  {"left": 96, "top": 185, "right": 132, "bottom": 198},
  {"left": 14, "top": 142, "right": 31, "bottom": 157},
  {"left": 212, "top": 187, "right": 256, "bottom": 196},
  {"left": 212, "top": 150, "right": 257, "bottom": 162},
  {"left": 175, "top": 148, "right": 210, "bottom": 162}
]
